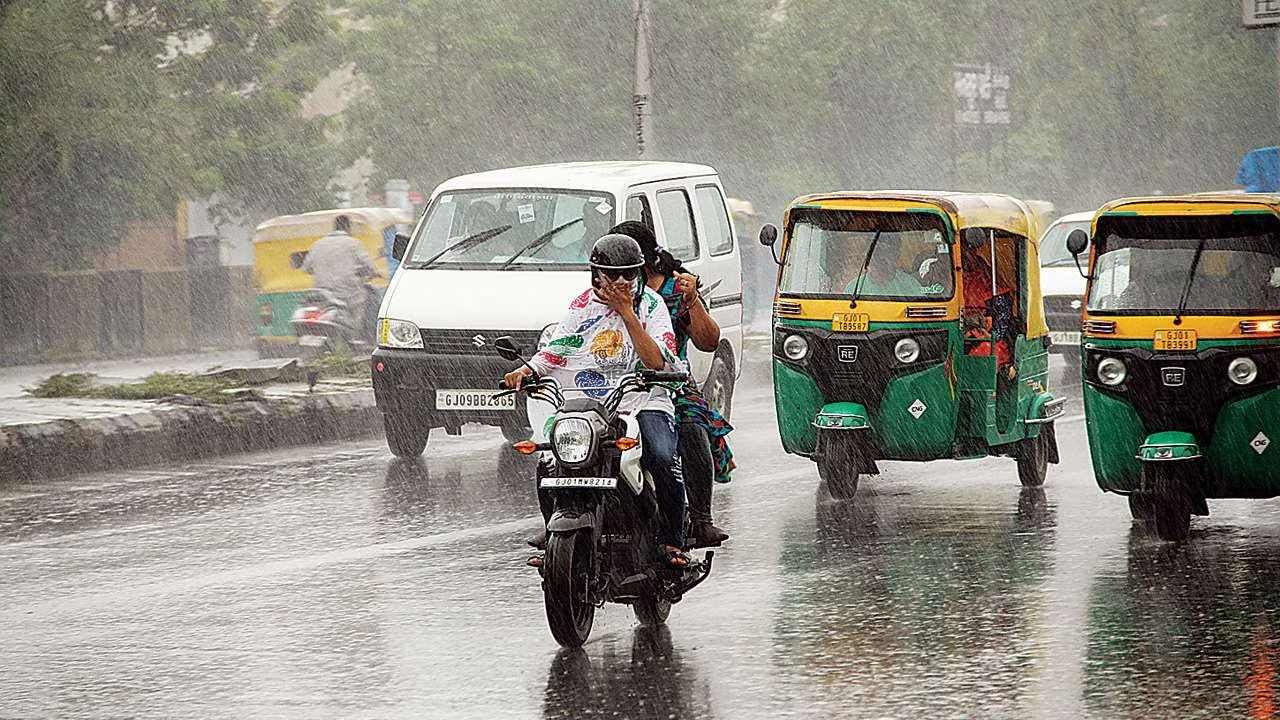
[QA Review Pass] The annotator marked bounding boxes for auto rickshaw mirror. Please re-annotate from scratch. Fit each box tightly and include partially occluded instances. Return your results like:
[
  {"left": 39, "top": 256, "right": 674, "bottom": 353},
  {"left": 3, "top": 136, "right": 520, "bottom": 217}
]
[
  {"left": 289, "top": 251, "right": 307, "bottom": 270},
  {"left": 493, "top": 335, "right": 524, "bottom": 362},
  {"left": 759, "top": 224, "right": 781, "bottom": 265},
  {"left": 391, "top": 233, "right": 411, "bottom": 261},
  {"left": 1066, "top": 228, "right": 1089, "bottom": 256}
]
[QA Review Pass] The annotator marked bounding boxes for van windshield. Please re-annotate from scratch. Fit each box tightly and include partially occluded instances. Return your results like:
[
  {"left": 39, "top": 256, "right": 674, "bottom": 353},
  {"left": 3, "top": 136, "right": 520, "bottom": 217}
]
[
  {"left": 780, "top": 210, "right": 954, "bottom": 300},
  {"left": 404, "top": 189, "right": 617, "bottom": 269},
  {"left": 1040, "top": 220, "right": 1089, "bottom": 267}
]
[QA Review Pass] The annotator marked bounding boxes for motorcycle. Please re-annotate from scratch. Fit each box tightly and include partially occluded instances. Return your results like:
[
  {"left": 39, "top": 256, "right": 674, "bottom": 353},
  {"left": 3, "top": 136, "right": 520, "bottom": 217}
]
[
  {"left": 289, "top": 286, "right": 378, "bottom": 356},
  {"left": 494, "top": 336, "right": 715, "bottom": 647}
]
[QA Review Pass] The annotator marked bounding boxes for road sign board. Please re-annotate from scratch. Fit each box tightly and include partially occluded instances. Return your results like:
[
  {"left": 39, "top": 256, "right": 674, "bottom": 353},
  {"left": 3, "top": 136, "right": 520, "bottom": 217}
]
[
  {"left": 953, "top": 63, "right": 1011, "bottom": 126},
  {"left": 1244, "top": 0, "right": 1280, "bottom": 27}
]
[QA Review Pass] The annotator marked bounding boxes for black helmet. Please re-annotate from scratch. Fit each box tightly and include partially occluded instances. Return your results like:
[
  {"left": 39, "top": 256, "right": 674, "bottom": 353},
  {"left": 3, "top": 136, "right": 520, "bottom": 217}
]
[
  {"left": 610, "top": 220, "right": 683, "bottom": 277},
  {"left": 589, "top": 233, "right": 646, "bottom": 305}
]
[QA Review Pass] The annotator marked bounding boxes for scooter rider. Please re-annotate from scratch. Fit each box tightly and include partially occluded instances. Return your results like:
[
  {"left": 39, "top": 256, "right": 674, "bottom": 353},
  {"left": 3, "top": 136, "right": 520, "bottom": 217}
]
[
  {"left": 609, "top": 221, "right": 732, "bottom": 547},
  {"left": 505, "top": 234, "right": 691, "bottom": 567}
]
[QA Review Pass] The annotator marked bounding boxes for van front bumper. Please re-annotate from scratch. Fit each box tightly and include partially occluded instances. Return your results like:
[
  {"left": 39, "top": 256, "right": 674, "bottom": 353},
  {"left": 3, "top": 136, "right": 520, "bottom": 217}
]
[{"left": 371, "top": 347, "right": 528, "bottom": 429}]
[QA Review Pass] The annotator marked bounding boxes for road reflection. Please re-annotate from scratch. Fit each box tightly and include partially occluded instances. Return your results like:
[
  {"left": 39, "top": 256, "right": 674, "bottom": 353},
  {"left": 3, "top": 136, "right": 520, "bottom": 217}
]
[
  {"left": 1084, "top": 526, "right": 1280, "bottom": 717},
  {"left": 542, "top": 626, "right": 715, "bottom": 720},
  {"left": 377, "top": 447, "right": 537, "bottom": 538},
  {"left": 770, "top": 481, "right": 1057, "bottom": 716}
]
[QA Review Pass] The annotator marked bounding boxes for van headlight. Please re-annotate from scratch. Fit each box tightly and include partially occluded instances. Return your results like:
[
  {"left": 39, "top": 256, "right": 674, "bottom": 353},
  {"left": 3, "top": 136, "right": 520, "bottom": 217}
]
[
  {"left": 552, "top": 417, "right": 595, "bottom": 466},
  {"left": 378, "top": 318, "right": 424, "bottom": 349},
  {"left": 894, "top": 337, "right": 920, "bottom": 363},
  {"left": 1097, "top": 357, "right": 1127, "bottom": 386},
  {"left": 782, "top": 334, "right": 809, "bottom": 361},
  {"left": 1228, "top": 357, "right": 1258, "bottom": 386}
]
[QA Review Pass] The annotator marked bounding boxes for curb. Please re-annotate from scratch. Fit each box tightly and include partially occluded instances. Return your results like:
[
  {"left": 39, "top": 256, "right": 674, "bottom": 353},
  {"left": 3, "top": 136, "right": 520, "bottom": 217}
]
[{"left": 0, "top": 388, "right": 382, "bottom": 483}]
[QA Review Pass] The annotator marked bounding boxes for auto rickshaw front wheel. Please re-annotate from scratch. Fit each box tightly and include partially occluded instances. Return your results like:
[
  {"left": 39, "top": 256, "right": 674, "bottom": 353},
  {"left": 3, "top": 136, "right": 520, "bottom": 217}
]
[
  {"left": 817, "top": 440, "right": 860, "bottom": 500},
  {"left": 1146, "top": 465, "right": 1192, "bottom": 542}
]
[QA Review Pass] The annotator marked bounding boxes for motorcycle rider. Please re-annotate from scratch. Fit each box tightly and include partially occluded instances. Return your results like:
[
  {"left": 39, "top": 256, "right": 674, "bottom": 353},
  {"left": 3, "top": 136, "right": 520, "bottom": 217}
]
[
  {"left": 301, "top": 215, "right": 379, "bottom": 336},
  {"left": 609, "top": 221, "right": 732, "bottom": 547},
  {"left": 505, "top": 234, "right": 691, "bottom": 567}
]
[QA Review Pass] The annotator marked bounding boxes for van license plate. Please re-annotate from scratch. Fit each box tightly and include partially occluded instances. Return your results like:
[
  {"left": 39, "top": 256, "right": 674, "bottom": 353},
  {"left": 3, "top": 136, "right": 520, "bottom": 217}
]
[
  {"left": 435, "top": 389, "right": 516, "bottom": 411},
  {"left": 1049, "top": 331, "right": 1080, "bottom": 346},
  {"left": 832, "top": 312, "right": 869, "bottom": 332},
  {"left": 539, "top": 477, "right": 617, "bottom": 489},
  {"left": 1153, "top": 329, "right": 1197, "bottom": 352}
]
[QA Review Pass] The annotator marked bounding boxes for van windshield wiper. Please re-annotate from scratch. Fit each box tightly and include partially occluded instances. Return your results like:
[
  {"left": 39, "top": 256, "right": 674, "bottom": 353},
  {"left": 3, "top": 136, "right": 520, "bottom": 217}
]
[
  {"left": 847, "top": 230, "right": 882, "bottom": 309},
  {"left": 1173, "top": 238, "right": 1207, "bottom": 326},
  {"left": 412, "top": 225, "right": 512, "bottom": 269},
  {"left": 499, "top": 218, "right": 584, "bottom": 270}
]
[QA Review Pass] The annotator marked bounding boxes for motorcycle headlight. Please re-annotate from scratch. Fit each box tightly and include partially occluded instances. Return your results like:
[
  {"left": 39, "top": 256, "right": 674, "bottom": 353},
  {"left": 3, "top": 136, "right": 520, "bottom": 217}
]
[
  {"left": 378, "top": 318, "right": 424, "bottom": 349},
  {"left": 538, "top": 322, "right": 558, "bottom": 350},
  {"left": 552, "top": 417, "right": 595, "bottom": 465},
  {"left": 894, "top": 337, "right": 920, "bottom": 364},
  {"left": 1097, "top": 357, "right": 1127, "bottom": 386},
  {"left": 782, "top": 334, "right": 809, "bottom": 361},
  {"left": 1228, "top": 356, "right": 1258, "bottom": 386}
]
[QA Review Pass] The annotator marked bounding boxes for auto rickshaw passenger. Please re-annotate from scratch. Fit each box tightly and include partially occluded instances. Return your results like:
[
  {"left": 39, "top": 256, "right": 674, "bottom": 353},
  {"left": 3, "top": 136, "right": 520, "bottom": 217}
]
[{"left": 961, "top": 238, "right": 1014, "bottom": 367}]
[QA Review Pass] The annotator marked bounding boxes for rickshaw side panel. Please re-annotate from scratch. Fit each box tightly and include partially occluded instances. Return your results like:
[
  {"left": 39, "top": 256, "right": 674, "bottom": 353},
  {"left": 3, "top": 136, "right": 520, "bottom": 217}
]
[
  {"left": 1082, "top": 384, "right": 1145, "bottom": 492},
  {"left": 1205, "top": 386, "right": 1280, "bottom": 497},
  {"left": 773, "top": 360, "right": 825, "bottom": 456},
  {"left": 874, "top": 359, "right": 957, "bottom": 460}
]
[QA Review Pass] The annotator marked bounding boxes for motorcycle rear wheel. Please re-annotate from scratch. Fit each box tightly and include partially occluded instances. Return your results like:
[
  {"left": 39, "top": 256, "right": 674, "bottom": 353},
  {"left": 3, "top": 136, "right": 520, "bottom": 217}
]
[{"left": 544, "top": 529, "right": 596, "bottom": 647}]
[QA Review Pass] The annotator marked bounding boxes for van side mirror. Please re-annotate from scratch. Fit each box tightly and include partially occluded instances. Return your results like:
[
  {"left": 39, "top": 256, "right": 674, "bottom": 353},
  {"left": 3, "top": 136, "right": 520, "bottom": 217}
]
[
  {"left": 493, "top": 335, "right": 524, "bottom": 362},
  {"left": 391, "top": 233, "right": 411, "bottom": 261},
  {"left": 961, "top": 228, "right": 987, "bottom": 249},
  {"left": 759, "top": 224, "right": 781, "bottom": 265},
  {"left": 1066, "top": 228, "right": 1092, "bottom": 280}
]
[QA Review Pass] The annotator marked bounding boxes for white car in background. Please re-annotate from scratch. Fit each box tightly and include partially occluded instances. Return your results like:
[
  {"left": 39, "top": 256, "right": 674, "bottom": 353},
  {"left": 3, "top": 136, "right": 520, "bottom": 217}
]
[{"left": 1039, "top": 211, "right": 1093, "bottom": 360}]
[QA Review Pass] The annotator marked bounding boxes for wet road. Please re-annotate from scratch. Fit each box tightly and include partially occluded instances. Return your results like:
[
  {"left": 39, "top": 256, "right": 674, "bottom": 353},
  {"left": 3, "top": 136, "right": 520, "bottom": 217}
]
[{"left": 5, "top": 362, "right": 1280, "bottom": 718}]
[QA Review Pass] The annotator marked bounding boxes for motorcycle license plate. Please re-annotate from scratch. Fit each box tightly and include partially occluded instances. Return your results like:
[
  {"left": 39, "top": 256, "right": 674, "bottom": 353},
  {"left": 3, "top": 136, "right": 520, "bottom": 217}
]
[
  {"left": 832, "top": 312, "right": 869, "bottom": 332},
  {"left": 539, "top": 477, "right": 618, "bottom": 490},
  {"left": 1153, "top": 329, "right": 1197, "bottom": 352},
  {"left": 435, "top": 389, "right": 517, "bottom": 411},
  {"left": 297, "top": 335, "right": 326, "bottom": 347}
]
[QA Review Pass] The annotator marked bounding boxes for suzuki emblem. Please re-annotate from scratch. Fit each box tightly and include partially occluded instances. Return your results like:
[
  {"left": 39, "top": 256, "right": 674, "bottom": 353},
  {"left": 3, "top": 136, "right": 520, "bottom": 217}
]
[{"left": 472, "top": 334, "right": 487, "bottom": 347}]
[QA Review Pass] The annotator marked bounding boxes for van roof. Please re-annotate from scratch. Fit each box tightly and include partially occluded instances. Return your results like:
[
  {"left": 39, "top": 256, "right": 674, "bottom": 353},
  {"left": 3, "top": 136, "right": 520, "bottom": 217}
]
[{"left": 432, "top": 161, "right": 719, "bottom": 196}]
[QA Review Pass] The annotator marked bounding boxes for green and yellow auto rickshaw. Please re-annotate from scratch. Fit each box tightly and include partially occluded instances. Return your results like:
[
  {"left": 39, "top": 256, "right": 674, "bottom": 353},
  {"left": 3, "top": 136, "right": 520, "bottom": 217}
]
[
  {"left": 252, "top": 207, "right": 411, "bottom": 356},
  {"left": 759, "top": 192, "right": 1064, "bottom": 498},
  {"left": 1067, "top": 194, "right": 1280, "bottom": 541}
]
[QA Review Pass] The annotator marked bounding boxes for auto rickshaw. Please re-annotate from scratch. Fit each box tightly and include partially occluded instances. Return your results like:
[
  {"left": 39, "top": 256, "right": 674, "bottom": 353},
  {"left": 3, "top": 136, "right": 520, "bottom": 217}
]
[
  {"left": 759, "top": 192, "right": 1064, "bottom": 498},
  {"left": 252, "top": 207, "right": 411, "bottom": 356},
  {"left": 1066, "top": 194, "right": 1280, "bottom": 541}
]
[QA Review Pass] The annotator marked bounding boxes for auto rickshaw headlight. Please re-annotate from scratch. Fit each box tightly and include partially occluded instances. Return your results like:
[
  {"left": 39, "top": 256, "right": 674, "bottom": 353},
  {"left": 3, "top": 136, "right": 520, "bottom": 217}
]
[
  {"left": 782, "top": 334, "right": 809, "bottom": 361},
  {"left": 894, "top": 338, "right": 920, "bottom": 364},
  {"left": 1228, "top": 357, "right": 1258, "bottom": 386},
  {"left": 1097, "top": 357, "right": 1127, "bottom": 386}
]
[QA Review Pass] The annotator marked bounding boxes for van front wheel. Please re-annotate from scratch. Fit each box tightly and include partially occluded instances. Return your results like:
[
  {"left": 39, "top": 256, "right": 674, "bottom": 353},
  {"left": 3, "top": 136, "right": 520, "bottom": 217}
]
[{"left": 383, "top": 411, "right": 429, "bottom": 457}]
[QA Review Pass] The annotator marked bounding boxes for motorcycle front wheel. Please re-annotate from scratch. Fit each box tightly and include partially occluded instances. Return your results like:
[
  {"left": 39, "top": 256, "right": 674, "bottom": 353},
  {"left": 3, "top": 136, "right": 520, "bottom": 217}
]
[
  {"left": 544, "top": 529, "right": 596, "bottom": 647},
  {"left": 632, "top": 593, "right": 671, "bottom": 627}
]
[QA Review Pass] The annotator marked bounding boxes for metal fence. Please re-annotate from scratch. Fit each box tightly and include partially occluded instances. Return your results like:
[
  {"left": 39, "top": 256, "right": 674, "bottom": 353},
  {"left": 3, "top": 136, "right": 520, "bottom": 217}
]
[{"left": 0, "top": 267, "right": 253, "bottom": 366}]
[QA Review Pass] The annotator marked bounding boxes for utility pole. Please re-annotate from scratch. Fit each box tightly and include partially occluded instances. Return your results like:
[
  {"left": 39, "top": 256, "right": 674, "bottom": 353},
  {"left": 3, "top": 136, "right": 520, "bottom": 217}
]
[{"left": 632, "top": 0, "right": 653, "bottom": 158}]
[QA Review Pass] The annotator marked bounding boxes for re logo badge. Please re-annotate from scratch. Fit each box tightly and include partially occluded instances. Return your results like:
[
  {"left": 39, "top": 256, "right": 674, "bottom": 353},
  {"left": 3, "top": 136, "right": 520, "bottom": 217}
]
[
  {"left": 907, "top": 399, "right": 927, "bottom": 419},
  {"left": 1253, "top": 432, "right": 1271, "bottom": 455}
]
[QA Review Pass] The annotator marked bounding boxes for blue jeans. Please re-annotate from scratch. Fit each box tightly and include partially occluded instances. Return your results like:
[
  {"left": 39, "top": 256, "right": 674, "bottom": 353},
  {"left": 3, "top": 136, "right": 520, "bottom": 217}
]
[{"left": 637, "top": 410, "right": 685, "bottom": 549}]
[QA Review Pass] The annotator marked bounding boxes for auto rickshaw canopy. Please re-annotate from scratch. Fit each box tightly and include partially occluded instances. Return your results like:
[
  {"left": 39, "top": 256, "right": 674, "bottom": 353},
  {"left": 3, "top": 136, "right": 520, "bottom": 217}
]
[
  {"left": 252, "top": 207, "right": 412, "bottom": 293},
  {"left": 780, "top": 191, "right": 1053, "bottom": 339}
]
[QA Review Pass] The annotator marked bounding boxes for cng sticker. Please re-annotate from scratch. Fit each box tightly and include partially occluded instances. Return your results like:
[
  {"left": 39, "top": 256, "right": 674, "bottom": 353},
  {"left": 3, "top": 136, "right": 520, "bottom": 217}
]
[
  {"left": 1252, "top": 432, "right": 1271, "bottom": 455},
  {"left": 907, "top": 399, "right": 928, "bottom": 419}
]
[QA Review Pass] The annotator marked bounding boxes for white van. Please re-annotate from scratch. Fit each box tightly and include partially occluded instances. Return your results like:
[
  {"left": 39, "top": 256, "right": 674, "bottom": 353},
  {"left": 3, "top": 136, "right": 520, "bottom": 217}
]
[
  {"left": 371, "top": 161, "right": 744, "bottom": 457},
  {"left": 1039, "top": 211, "right": 1093, "bottom": 358}
]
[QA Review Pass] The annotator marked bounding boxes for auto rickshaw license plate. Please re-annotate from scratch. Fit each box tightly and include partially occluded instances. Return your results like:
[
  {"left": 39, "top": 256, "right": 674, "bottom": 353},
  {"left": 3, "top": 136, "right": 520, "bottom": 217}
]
[
  {"left": 831, "top": 312, "right": 870, "bottom": 333},
  {"left": 1153, "top": 329, "right": 1197, "bottom": 351}
]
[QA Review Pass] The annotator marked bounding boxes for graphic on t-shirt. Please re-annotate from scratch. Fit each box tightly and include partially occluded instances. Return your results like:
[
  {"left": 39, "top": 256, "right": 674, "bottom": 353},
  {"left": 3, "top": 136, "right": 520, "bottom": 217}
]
[
  {"left": 590, "top": 329, "right": 625, "bottom": 361},
  {"left": 574, "top": 369, "right": 609, "bottom": 399}
]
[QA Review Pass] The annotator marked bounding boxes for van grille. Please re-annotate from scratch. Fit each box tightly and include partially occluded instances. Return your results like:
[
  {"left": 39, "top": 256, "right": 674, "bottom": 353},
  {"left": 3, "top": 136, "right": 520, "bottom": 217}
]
[{"left": 420, "top": 328, "right": 543, "bottom": 356}]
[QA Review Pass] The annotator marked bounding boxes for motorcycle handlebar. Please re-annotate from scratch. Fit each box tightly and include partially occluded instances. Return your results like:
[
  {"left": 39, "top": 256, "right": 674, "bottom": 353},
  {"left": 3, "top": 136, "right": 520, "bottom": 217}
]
[{"left": 638, "top": 370, "right": 689, "bottom": 383}]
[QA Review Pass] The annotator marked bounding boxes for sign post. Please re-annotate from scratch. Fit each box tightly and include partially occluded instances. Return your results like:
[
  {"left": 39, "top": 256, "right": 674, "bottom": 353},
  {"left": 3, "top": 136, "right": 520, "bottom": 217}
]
[{"left": 632, "top": 0, "right": 654, "bottom": 159}]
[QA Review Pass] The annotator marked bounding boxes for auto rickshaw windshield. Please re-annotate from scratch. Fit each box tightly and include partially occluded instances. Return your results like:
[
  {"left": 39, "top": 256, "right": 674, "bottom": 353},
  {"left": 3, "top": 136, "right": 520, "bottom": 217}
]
[
  {"left": 1087, "top": 214, "right": 1280, "bottom": 314},
  {"left": 780, "top": 210, "right": 954, "bottom": 300}
]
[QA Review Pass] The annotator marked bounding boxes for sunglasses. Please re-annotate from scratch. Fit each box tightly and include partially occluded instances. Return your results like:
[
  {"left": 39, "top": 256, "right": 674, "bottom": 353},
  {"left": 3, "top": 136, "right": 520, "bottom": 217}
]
[{"left": 598, "top": 268, "right": 640, "bottom": 281}]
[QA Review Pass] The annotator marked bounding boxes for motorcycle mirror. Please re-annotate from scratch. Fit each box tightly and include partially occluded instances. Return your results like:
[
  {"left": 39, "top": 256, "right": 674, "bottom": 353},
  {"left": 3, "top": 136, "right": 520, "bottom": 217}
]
[
  {"left": 391, "top": 233, "right": 411, "bottom": 261},
  {"left": 759, "top": 224, "right": 782, "bottom": 265},
  {"left": 493, "top": 335, "right": 524, "bottom": 362}
]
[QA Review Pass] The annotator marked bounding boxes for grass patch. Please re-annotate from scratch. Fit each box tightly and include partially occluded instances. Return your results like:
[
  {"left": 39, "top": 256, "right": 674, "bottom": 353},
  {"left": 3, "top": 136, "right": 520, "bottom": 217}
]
[
  {"left": 307, "top": 350, "right": 365, "bottom": 377},
  {"left": 29, "top": 372, "right": 247, "bottom": 405}
]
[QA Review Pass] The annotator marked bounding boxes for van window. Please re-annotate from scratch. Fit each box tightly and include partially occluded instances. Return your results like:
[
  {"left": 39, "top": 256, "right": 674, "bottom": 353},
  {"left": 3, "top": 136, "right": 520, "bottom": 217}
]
[
  {"left": 694, "top": 185, "right": 734, "bottom": 256},
  {"left": 625, "top": 194, "right": 653, "bottom": 229},
  {"left": 656, "top": 189, "right": 699, "bottom": 261}
]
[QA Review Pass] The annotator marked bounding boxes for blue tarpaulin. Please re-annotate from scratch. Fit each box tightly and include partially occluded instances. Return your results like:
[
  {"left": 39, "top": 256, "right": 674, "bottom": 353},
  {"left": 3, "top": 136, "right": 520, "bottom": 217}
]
[{"left": 1237, "top": 147, "right": 1280, "bottom": 192}]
